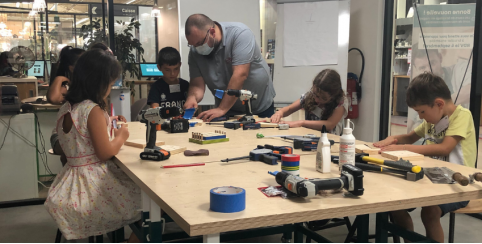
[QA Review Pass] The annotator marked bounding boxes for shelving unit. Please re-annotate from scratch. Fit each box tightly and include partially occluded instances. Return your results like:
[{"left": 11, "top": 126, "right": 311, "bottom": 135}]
[{"left": 392, "top": 75, "right": 410, "bottom": 116}]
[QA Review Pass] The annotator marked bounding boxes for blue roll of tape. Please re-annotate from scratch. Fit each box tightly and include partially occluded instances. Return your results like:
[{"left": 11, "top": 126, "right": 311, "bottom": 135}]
[{"left": 210, "top": 186, "right": 246, "bottom": 213}]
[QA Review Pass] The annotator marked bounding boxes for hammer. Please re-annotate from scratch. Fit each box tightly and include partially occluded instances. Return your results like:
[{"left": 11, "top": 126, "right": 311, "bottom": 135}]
[
  {"left": 469, "top": 172, "right": 482, "bottom": 184},
  {"left": 355, "top": 153, "right": 422, "bottom": 174},
  {"left": 353, "top": 162, "right": 424, "bottom": 181}
]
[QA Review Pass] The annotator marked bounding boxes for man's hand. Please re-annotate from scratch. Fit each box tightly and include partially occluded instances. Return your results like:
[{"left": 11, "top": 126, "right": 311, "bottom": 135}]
[
  {"left": 184, "top": 97, "right": 198, "bottom": 110},
  {"left": 282, "top": 120, "right": 304, "bottom": 128},
  {"left": 373, "top": 136, "right": 398, "bottom": 148},
  {"left": 197, "top": 108, "right": 227, "bottom": 122}
]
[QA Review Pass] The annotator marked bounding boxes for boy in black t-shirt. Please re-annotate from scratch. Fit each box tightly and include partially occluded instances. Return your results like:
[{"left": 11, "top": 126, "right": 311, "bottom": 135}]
[{"left": 148, "top": 47, "right": 189, "bottom": 109}]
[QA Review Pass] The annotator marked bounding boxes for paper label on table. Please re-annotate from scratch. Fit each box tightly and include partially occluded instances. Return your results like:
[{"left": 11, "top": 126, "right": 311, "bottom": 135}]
[{"left": 169, "top": 84, "right": 181, "bottom": 93}]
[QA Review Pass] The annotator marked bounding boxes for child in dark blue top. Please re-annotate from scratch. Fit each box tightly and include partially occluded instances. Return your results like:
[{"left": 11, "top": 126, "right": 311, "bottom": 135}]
[{"left": 147, "top": 47, "right": 189, "bottom": 109}]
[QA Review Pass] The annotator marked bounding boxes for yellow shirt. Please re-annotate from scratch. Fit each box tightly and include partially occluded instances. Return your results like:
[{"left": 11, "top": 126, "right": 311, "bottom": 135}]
[{"left": 414, "top": 105, "right": 476, "bottom": 168}]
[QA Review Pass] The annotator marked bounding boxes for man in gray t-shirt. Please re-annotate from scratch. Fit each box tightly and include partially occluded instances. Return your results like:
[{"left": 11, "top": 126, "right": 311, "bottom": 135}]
[{"left": 184, "top": 14, "right": 276, "bottom": 121}]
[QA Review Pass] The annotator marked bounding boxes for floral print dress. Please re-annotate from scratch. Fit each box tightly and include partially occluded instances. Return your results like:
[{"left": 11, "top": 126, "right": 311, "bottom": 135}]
[{"left": 45, "top": 100, "right": 140, "bottom": 240}]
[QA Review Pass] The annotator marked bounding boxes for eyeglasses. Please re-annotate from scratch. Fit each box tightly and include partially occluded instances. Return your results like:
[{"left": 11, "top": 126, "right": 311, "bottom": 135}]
[{"left": 187, "top": 27, "right": 213, "bottom": 48}]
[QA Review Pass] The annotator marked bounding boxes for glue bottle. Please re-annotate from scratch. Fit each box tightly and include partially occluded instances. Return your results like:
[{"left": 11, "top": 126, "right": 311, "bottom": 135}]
[
  {"left": 316, "top": 125, "right": 332, "bottom": 173},
  {"left": 339, "top": 119, "right": 356, "bottom": 171}
]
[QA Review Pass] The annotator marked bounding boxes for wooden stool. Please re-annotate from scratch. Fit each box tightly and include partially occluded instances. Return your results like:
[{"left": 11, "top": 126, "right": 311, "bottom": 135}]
[{"left": 448, "top": 199, "right": 482, "bottom": 243}]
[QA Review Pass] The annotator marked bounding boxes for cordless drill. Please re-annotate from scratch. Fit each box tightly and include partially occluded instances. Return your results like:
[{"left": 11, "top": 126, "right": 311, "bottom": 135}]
[
  {"left": 270, "top": 164, "right": 364, "bottom": 198},
  {"left": 215, "top": 89, "right": 258, "bottom": 123},
  {"left": 138, "top": 107, "right": 182, "bottom": 161}
]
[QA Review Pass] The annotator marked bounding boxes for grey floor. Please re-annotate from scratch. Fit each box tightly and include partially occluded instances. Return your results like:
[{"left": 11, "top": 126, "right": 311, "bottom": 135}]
[{"left": 1, "top": 204, "right": 481, "bottom": 243}]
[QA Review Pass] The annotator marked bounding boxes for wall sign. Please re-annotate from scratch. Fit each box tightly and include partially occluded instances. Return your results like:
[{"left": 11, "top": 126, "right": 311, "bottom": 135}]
[{"left": 89, "top": 4, "right": 138, "bottom": 17}]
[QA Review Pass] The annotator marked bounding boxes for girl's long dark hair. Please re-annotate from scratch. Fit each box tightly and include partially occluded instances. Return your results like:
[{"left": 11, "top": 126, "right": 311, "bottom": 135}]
[
  {"left": 303, "top": 69, "right": 345, "bottom": 120},
  {"left": 65, "top": 49, "right": 122, "bottom": 110},
  {"left": 56, "top": 46, "right": 85, "bottom": 79}
]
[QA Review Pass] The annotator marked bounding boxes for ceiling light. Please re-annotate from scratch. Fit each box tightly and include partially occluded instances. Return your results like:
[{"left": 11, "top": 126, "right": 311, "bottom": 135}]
[
  {"left": 32, "top": 0, "right": 46, "bottom": 12},
  {"left": 151, "top": 0, "right": 160, "bottom": 18},
  {"left": 28, "top": 10, "right": 37, "bottom": 19},
  {"left": 126, "top": 0, "right": 136, "bottom": 4}
]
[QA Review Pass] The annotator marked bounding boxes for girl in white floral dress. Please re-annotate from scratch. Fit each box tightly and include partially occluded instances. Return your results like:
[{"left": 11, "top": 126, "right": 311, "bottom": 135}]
[{"left": 45, "top": 49, "right": 141, "bottom": 241}]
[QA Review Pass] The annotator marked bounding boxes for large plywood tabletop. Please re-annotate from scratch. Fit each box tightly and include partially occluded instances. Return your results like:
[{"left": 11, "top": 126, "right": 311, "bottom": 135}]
[{"left": 114, "top": 122, "right": 482, "bottom": 236}]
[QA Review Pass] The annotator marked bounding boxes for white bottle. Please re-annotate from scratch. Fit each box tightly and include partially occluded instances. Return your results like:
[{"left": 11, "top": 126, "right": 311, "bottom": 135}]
[
  {"left": 316, "top": 125, "right": 332, "bottom": 173},
  {"left": 339, "top": 119, "right": 356, "bottom": 171}
]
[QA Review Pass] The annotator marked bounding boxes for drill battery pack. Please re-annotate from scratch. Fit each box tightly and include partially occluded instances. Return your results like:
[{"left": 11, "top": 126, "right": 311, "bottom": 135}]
[
  {"left": 140, "top": 149, "right": 171, "bottom": 161},
  {"left": 162, "top": 119, "right": 190, "bottom": 133}
]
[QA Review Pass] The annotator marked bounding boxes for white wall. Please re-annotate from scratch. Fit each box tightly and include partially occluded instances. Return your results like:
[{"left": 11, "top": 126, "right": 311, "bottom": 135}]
[
  {"left": 348, "top": 0, "right": 384, "bottom": 142},
  {"left": 178, "top": 0, "right": 261, "bottom": 105},
  {"left": 157, "top": 0, "right": 180, "bottom": 52},
  {"left": 273, "top": 1, "right": 350, "bottom": 104}
]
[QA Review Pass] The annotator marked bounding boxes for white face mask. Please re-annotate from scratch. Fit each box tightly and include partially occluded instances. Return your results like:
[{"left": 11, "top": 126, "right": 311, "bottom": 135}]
[{"left": 195, "top": 34, "right": 214, "bottom": 55}]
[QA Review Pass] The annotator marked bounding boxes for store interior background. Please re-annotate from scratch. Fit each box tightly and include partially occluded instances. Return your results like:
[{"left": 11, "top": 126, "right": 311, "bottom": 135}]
[{"left": 0, "top": 0, "right": 480, "bottom": 169}]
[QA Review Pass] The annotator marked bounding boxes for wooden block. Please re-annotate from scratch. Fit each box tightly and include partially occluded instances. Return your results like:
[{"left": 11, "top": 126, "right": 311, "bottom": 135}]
[
  {"left": 233, "top": 114, "right": 259, "bottom": 120},
  {"left": 161, "top": 145, "right": 187, "bottom": 155},
  {"left": 189, "top": 119, "right": 203, "bottom": 126},
  {"left": 259, "top": 122, "right": 278, "bottom": 128},
  {"left": 355, "top": 144, "right": 381, "bottom": 155},
  {"left": 381, "top": 150, "right": 425, "bottom": 161},
  {"left": 189, "top": 138, "right": 230, "bottom": 145},
  {"left": 124, "top": 139, "right": 165, "bottom": 149}
]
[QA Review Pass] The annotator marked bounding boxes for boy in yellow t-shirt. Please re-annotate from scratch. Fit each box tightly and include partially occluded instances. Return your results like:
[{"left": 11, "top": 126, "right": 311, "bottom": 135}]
[{"left": 374, "top": 72, "right": 476, "bottom": 242}]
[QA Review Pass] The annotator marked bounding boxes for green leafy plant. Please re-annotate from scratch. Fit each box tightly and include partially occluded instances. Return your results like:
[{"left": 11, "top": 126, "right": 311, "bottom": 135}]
[
  {"left": 114, "top": 18, "right": 145, "bottom": 92},
  {"left": 79, "top": 18, "right": 145, "bottom": 93}
]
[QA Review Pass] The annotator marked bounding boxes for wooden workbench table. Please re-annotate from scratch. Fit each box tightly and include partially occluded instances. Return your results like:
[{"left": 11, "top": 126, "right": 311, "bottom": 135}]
[{"left": 114, "top": 123, "right": 482, "bottom": 242}]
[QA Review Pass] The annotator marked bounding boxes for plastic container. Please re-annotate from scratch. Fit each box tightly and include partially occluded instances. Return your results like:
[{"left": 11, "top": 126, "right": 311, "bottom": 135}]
[
  {"left": 316, "top": 125, "right": 332, "bottom": 173},
  {"left": 339, "top": 119, "right": 356, "bottom": 171}
]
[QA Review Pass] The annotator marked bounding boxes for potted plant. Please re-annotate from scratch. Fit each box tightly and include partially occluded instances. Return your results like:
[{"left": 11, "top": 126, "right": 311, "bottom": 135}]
[{"left": 79, "top": 18, "right": 145, "bottom": 94}]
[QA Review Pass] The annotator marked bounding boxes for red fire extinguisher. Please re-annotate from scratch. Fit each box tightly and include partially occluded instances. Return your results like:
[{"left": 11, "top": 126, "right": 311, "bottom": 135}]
[
  {"left": 347, "top": 48, "right": 364, "bottom": 119},
  {"left": 347, "top": 73, "right": 359, "bottom": 119}
]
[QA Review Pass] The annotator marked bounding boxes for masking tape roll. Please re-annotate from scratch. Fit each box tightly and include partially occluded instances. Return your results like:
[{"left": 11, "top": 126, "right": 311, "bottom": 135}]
[{"left": 210, "top": 186, "right": 246, "bottom": 213}]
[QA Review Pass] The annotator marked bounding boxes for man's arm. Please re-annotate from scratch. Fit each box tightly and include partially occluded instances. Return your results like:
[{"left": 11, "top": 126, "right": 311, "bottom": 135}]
[
  {"left": 197, "top": 64, "right": 249, "bottom": 121},
  {"left": 151, "top": 103, "right": 159, "bottom": 108},
  {"left": 184, "top": 76, "right": 206, "bottom": 109},
  {"left": 218, "top": 63, "right": 250, "bottom": 111}
]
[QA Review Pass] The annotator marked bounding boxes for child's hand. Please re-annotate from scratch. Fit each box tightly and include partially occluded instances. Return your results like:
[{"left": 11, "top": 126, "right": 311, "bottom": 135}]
[
  {"left": 116, "top": 115, "right": 127, "bottom": 123},
  {"left": 114, "top": 126, "right": 129, "bottom": 140},
  {"left": 282, "top": 120, "right": 304, "bottom": 128},
  {"left": 110, "top": 115, "right": 127, "bottom": 123},
  {"left": 270, "top": 111, "right": 283, "bottom": 123},
  {"left": 373, "top": 137, "right": 398, "bottom": 148}
]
